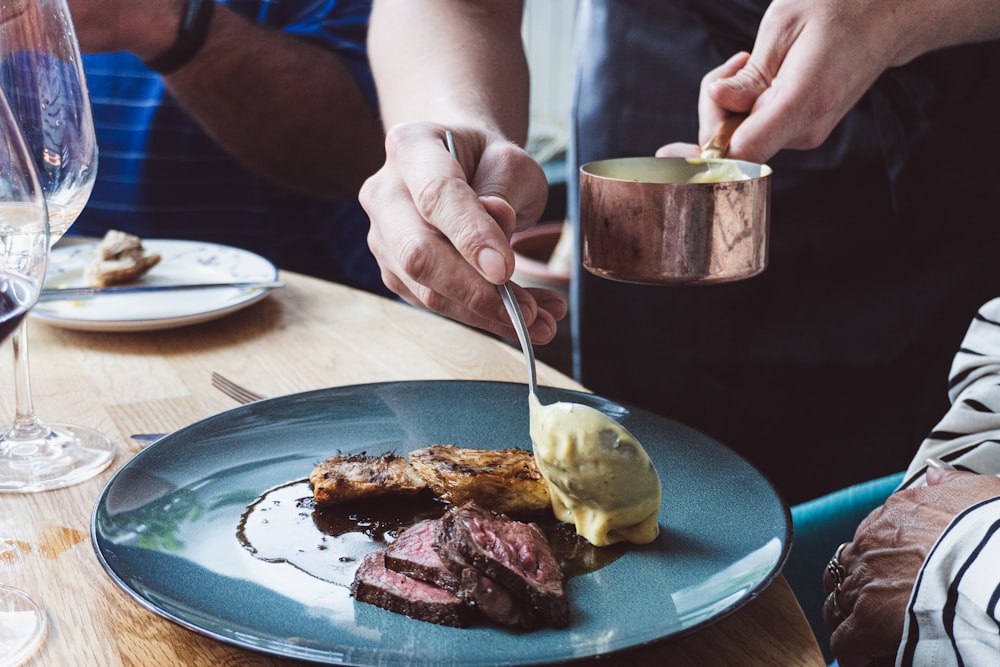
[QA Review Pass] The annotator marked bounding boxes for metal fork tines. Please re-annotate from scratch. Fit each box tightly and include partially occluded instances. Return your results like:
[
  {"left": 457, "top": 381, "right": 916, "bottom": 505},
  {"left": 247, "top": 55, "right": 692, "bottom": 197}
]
[{"left": 211, "top": 372, "right": 267, "bottom": 404}]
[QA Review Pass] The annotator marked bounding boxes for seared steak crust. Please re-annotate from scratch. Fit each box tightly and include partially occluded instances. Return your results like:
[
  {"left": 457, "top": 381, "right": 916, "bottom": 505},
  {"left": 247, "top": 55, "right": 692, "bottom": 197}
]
[
  {"left": 408, "top": 445, "right": 550, "bottom": 514},
  {"left": 310, "top": 452, "right": 427, "bottom": 504},
  {"left": 351, "top": 550, "right": 477, "bottom": 628}
]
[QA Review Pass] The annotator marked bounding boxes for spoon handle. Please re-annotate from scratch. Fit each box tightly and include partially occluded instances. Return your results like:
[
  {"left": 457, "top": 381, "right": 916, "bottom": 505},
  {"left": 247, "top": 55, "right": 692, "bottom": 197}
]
[
  {"left": 444, "top": 130, "right": 538, "bottom": 395},
  {"left": 497, "top": 282, "right": 538, "bottom": 395},
  {"left": 700, "top": 113, "right": 747, "bottom": 159}
]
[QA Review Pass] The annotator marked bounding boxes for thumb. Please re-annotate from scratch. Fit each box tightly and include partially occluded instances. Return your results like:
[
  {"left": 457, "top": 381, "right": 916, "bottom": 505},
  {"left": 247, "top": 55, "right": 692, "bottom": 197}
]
[
  {"left": 479, "top": 195, "right": 518, "bottom": 237},
  {"left": 926, "top": 458, "right": 971, "bottom": 486},
  {"left": 707, "top": 50, "right": 772, "bottom": 114}
]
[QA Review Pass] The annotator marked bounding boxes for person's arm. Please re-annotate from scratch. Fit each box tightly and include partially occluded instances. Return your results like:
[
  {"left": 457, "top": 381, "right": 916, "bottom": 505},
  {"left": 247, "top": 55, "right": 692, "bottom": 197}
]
[
  {"left": 897, "top": 496, "right": 1000, "bottom": 666},
  {"left": 360, "top": 0, "right": 563, "bottom": 344},
  {"left": 369, "top": 0, "right": 529, "bottom": 141},
  {"left": 824, "top": 466, "right": 1000, "bottom": 667},
  {"left": 897, "top": 297, "right": 1000, "bottom": 489},
  {"left": 658, "top": 0, "right": 1000, "bottom": 164},
  {"left": 821, "top": 296, "right": 1000, "bottom": 665},
  {"left": 69, "top": 0, "right": 384, "bottom": 199}
]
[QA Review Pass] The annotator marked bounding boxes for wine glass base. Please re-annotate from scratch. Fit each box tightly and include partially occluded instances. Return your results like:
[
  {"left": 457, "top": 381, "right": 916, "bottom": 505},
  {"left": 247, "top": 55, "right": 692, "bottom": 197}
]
[
  {"left": 0, "top": 423, "right": 114, "bottom": 493},
  {"left": 0, "top": 584, "right": 47, "bottom": 667}
]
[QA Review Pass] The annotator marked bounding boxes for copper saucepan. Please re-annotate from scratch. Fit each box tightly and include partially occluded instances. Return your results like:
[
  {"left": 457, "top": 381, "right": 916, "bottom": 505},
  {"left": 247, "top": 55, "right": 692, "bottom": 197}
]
[{"left": 579, "top": 116, "right": 772, "bottom": 285}]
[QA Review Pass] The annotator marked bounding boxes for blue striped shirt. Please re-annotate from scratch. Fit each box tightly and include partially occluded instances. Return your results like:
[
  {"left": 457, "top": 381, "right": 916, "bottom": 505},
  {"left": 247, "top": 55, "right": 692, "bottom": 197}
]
[{"left": 70, "top": 0, "right": 388, "bottom": 295}]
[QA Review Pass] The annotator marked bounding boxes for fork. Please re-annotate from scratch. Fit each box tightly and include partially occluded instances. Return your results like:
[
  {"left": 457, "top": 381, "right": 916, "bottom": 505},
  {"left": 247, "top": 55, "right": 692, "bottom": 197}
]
[
  {"left": 211, "top": 372, "right": 267, "bottom": 404},
  {"left": 131, "top": 373, "right": 265, "bottom": 441}
]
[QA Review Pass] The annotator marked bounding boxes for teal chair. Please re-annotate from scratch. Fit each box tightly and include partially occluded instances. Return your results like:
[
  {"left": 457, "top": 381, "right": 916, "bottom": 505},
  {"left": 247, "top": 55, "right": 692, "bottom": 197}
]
[{"left": 786, "top": 472, "right": 905, "bottom": 663}]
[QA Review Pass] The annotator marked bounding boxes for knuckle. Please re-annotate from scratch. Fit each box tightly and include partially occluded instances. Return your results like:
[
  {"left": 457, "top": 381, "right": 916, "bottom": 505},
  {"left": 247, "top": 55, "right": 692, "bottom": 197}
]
[
  {"left": 413, "top": 175, "right": 449, "bottom": 221},
  {"left": 419, "top": 285, "right": 450, "bottom": 314},
  {"left": 380, "top": 270, "right": 406, "bottom": 297},
  {"left": 480, "top": 148, "right": 548, "bottom": 227},
  {"left": 448, "top": 220, "right": 492, "bottom": 257},
  {"left": 383, "top": 122, "right": 418, "bottom": 157},
  {"left": 395, "top": 234, "right": 434, "bottom": 282},
  {"left": 365, "top": 227, "right": 384, "bottom": 259},
  {"left": 358, "top": 173, "right": 379, "bottom": 210},
  {"left": 414, "top": 175, "right": 467, "bottom": 226},
  {"left": 740, "top": 61, "right": 772, "bottom": 90},
  {"left": 468, "top": 285, "right": 500, "bottom": 315}
]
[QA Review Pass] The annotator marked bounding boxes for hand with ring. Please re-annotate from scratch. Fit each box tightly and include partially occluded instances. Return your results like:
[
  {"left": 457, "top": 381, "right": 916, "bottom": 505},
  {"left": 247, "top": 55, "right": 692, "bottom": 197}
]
[
  {"left": 823, "top": 464, "right": 1000, "bottom": 666},
  {"left": 822, "top": 542, "right": 849, "bottom": 625}
]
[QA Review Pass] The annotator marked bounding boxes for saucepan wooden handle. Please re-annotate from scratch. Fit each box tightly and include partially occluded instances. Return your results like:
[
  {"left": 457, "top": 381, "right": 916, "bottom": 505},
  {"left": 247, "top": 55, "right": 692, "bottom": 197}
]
[{"left": 700, "top": 114, "right": 747, "bottom": 159}]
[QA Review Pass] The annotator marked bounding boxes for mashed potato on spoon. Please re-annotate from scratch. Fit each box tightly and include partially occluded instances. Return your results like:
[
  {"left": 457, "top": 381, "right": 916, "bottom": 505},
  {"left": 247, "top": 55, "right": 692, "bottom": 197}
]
[{"left": 529, "top": 394, "right": 661, "bottom": 547}]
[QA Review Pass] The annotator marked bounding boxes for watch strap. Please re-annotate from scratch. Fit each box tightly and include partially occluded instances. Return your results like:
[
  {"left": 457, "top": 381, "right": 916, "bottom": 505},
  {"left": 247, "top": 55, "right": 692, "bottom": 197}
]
[{"left": 144, "top": 0, "right": 216, "bottom": 75}]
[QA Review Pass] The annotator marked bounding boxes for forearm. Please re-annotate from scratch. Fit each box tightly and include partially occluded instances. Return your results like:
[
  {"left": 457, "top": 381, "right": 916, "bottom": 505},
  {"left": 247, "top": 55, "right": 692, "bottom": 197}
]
[
  {"left": 73, "top": 0, "right": 384, "bottom": 198},
  {"left": 899, "top": 497, "right": 1000, "bottom": 664},
  {"left": 164, "top": 6, "right": 384, "bottom": 198},
  {"left": 899, "top": 298, "right": 1000, "bottom": 488},
  {"left": 368, "top": 0, "right": 529, "bottom": 144},
  {"left": 877, "top": 0, "right": 1000, "bottom": 66}
]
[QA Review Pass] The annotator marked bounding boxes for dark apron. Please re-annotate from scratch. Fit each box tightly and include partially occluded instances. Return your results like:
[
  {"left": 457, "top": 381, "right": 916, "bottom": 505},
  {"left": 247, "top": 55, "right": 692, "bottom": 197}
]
[{"left": 568, "top": 0, "right": 1000, "bottom": 503}]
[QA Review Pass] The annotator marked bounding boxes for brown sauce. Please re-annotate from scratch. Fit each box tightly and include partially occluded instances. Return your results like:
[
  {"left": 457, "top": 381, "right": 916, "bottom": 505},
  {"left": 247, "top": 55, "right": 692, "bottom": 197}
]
[{"left": 236, "top": 479, "right": 626, "bottom": 587}]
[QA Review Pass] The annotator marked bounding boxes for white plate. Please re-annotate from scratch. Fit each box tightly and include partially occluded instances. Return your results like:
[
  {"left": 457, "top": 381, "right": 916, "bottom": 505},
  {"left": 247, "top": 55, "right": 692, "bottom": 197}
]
[{"left": 31, "top": 239, "right": 279, "bottom": 332}]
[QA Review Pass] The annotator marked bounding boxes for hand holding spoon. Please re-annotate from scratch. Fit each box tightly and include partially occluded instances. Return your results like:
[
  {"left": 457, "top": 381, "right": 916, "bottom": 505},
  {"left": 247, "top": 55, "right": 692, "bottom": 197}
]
[{"left": 444, "top": 131, "right": 660, "bottom": 547}]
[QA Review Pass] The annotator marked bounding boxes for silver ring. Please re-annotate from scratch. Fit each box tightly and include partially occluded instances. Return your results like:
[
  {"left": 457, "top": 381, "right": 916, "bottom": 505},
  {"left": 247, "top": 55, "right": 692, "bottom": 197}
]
[
  {"left": 826, "top": 542, "right": 848, "bottom": 588},
  {"left": 827, "top": 586, "right": 845, "bottom": 620},
  {"left": 826, "top": 557, "right": 846, "bottom": 587},
  {"left": 825, "top": 543, "right": 850, "bottom": 621}
]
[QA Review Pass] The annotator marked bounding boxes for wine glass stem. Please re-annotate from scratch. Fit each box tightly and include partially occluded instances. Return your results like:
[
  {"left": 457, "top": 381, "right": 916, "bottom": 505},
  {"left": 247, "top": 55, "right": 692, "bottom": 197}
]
[{"left": 9, "top": 318, "right": 46, "bottom": 439}]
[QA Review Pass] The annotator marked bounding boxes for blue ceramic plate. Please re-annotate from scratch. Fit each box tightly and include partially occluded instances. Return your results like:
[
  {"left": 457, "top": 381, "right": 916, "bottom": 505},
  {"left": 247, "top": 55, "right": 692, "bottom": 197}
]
[{"left": 91, "top": 381, "right": 790, "bottom": 666}]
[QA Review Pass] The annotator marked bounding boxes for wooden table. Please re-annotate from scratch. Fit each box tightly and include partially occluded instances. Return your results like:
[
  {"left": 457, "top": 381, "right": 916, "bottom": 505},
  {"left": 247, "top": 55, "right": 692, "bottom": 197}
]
[{"left": 0, "top": 270, "right": 823, "bottom": 666}]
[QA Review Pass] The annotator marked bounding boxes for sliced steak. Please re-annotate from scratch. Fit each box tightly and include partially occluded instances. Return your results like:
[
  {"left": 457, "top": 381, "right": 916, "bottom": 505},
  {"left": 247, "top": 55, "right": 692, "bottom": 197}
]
[
  {"left": 383, "top": 518, "right": 463, "bottom": 592},
  {"left": 384, "top": 517, "right": 539, "bottom": 628},
  {"left": 436, "top": 502, "right": 570, "bottom": 628},
  {"left": 351, "top": 550, "right": 478, "bottom": 628},
  {"left": 457, "top": 566, "right": 541, "bottom": 629}
]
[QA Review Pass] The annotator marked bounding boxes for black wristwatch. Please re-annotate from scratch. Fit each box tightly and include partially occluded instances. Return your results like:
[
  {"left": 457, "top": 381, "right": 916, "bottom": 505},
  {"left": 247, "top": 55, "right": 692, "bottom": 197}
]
[{"left": 144, "top": 0, "right": 216, "bottom": 75}]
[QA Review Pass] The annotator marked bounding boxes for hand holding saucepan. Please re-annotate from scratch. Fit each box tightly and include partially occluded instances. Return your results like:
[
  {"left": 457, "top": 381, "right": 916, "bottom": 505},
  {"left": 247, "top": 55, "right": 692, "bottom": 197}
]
[
  {"left": 823, "top": 462, "right": 1000, "bottom": 667},
  {"left": 655, "top": 0, "right": 960, "bottom": 165}
]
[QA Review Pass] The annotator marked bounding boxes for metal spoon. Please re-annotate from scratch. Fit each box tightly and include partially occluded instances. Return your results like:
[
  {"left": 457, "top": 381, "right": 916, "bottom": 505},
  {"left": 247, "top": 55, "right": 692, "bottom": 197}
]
[
  {"left": 443, "top": 134, "right": 663, "bottom": 545},
  {"left": 445, "top": 131, "right": 537, "bottom": 396},
  {"left": 497, "top": 282, "right": 538, "bottom": 396}
]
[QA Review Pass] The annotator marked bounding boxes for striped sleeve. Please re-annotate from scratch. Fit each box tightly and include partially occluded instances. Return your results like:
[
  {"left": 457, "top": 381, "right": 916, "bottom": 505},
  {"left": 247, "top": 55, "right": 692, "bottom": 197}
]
[
  {"left": 896, "top": 497, "right": 1000, "bottom": 666},
  {"left": 898, "top": 298, "right": 1000, "bottom": 490},
  {"left": 891, "top": 298, "right": 1000, "bottom": 664}
]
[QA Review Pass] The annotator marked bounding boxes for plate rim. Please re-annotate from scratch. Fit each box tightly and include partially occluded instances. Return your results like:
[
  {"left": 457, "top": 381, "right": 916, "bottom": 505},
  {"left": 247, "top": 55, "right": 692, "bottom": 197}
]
[
  {"left": 31, "top": 238, "right": 278, "bottom": 332},
  {"left": 90, "top": 379, "right": 792, "bottom": 665}
]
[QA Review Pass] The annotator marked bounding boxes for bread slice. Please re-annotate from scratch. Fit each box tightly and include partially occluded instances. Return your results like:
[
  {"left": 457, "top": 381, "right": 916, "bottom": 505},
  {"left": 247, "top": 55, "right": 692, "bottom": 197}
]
[{"left": 84, "top": 230, "right": 161, "bottom": 287}]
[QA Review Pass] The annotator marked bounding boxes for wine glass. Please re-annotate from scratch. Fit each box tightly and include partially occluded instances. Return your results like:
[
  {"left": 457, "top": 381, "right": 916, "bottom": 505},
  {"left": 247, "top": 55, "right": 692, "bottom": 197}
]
[
  {"left": 0, "top": 0, "right": 113, "bottom": 493},
  {"left": 0, "top": 84, "right": 52, "bottom": 663}
]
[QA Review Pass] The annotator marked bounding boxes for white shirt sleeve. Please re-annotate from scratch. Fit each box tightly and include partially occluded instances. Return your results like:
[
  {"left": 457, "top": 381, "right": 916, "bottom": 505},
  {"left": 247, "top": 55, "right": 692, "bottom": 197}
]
[
  {"left": 898, "top": 297, "right": 1000, "bottom": 489},
  {"left": 896, "top": 497, "right": 1000, "bottom": 666},
  {"left": 892, "top": 298, "right": 1000, "bottom": 664}
]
